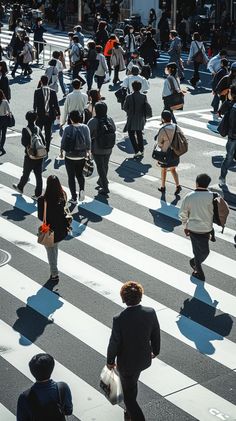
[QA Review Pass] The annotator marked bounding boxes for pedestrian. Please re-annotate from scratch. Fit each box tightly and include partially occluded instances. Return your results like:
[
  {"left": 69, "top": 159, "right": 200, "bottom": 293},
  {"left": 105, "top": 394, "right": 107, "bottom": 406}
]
[
  {"left": 177, "top": 16, "right": 188, "bottom": 50},
  {"left": 17, "top": 353, "right": 73, "bottom": 420},
  {"left": 88, "top": 101, "right": 116, "bottom": 195},
  {"left": 138, "top": 31, "right": 158, "bottom": 68},
  {"left": 148, "top": 8, "right": 157, "bottom": 28},
  {"left": 61, "top": 110, "right": 91, "bottom": 204},
  {"left": 187, "top": 32, "right": 208, "bottom": 88},
  {"left": 11, "top": 29, "right": 24, "bottom": 77},
  {"left": 86, "top": 41, "right": 98, "bottom": 92},
  {"left": 61, "top": 79, "right": 88, "bottom": 127},
  {"left": 215, "top": 61, "right": 236, "bottom": 102},
  {"left": 122, "top": 65, "right": 149, "bottom": 93},
  {"left": 211, "top": 58, "right": 229, "bottom": 114},
  {"left": 0, "top": 89, "right": 11, "bottom": 156},
  {"left": 218, "top": 85, "right": 236, "bottom": 187},
  {"left": 124, "top": 25, "right": 136, "bottom": 63},
  {"left": 104, "top": 34, "right": 118, "bottom": 76},
  {"left": 207, "top": 49, "right": 227, "bottom": 76},
  {"left": 162, "top": 62, "right": 183, "bottom": 124},
  {"left": 94, "top": 45, "right": 108, "bottom": 96},
  {"left": 70, "top": 35, "right": 84, "bottom": 81},
  {"left": 158, "top": 12, "right": 170, "bottom": 51},
  {"left": 20, "top": 36, "right": 33, "bottom": 77},
  {"left": 45, "top": 58, "right": 59, "bottom": 93},
  {"left": 179, "top": 173, "right": 214, "bottom": 281},
  {"left": 126, "top": 51, "right": 144, "bottom": 75},
  {"left": 110, "top": 41, "right": 126, "bottom": 84},
  {"left": 33, "top": 75, "right": 60, "bottom": 153},
  {"left": 33, "top": 18, "right": 47, "bottom": 63},
  {"left": 111, "top": 0, "right": 120, "bottom": 24},
  {"left": 55, "top": 1, "right": 66, "bottom": 31},
  {"left": 12, "top": 111, "right": 45, "bottom": 199},
  {"left": 64, "top": 31, "right": 74, "bottom": 72},
  {"left": 52, "top": 50, "right": 67, "bottom": 96},
  {"left": 95, "top": 21, "right": 109, "bottom": 49},
  {"left": 0, "top": 61, "right": 10, "bottom": 101},
  {"left": 107, "top": 280, "right": 160, "bottom": 421},
  {"left": 74, "top": 25, "right": 85, "bottom": 48},
  {"left": 123, "top": 80, "right": 152, "bottom": 158},
  {"left": 84, "top": 89, "right": 101, "bottom": 123},
  {"left": 168, "top": 30, "right": 185, "bottom": 81},
  {"left": 154, "top": 110, "right": 182, "bottom": 194}
]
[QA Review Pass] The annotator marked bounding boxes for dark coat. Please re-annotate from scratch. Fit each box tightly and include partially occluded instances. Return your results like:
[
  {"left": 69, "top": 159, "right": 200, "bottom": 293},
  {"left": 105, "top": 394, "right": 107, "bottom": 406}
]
[
  {"left": 139, "top": 37, "right": 157, "bottom": 61},
  {"left": 33, "top": 87, "right": 60, "bottom": 121},
  {"left": 38, "top": 196, "right": 68, "bottom": 243},
  {"left": 216, "top": 74, "right": 236, "bottom": 95},
  {"left": 33, "top": 24, "right": 47, "bottom": 42},
  {"left": 0, "top": 75, "right": 10, "bottom": 101},
  {"left": 95, "top": 29, "right": 109, "bottom": 48},
  {"left": 123, "top": 91, "right": 148, "bottom": 131},
  {"left": 107, "top": 305, "right": 161, "bottom": 375},
  {"left": 212, "top": 67, "right": 228, "bottom": 92}
]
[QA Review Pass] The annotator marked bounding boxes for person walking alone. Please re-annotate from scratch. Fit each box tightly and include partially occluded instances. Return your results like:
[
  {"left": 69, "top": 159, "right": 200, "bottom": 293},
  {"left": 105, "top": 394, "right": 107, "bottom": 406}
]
[
  {"left": 107, "top": 280, "right": 161, "bottom": 421},
  {"left": 187, "top": 32, "right": 208, "bottom": 88},
  {"left": 0, "top": 89, "right": 11, "bottom": 156},
  {"left": 110, "top": 41, "right": 126, "bottom": 84}
]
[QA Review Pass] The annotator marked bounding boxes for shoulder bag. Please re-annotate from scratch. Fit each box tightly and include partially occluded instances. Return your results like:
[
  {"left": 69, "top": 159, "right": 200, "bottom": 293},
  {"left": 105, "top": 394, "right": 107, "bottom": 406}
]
[
  {"left": 152, "top": 125, "right": 177, "bottom": 163},
  {"left": 38, "top": 200, "right": 54, "bottom": 247},
  {"left": 192, "top": 41, "right": 205, "bottom": 64},
  {"left": 164, "top": 77, "right": 184, "bottom": 110}
]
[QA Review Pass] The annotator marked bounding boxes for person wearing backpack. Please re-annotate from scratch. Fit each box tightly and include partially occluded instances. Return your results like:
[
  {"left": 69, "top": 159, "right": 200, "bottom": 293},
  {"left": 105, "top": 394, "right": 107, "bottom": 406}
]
[
  {"left": 179, "top": 173, "right": 214, "bottom": 281},
  {"left": 87, "top": 101, "right": 116, "bottom": 196},
  {"left": 13, "top": 111, "right": 45, "bottom": 200},
  {"left": 17, "top": 353, "right": 73, "bottom": 421},
  {"left": 70, "top": 35, "right": 84, "bottom": 80},
  {"left": 61, "top": 110, "right": 91, "bottom": 204},
  {"left": 187, "top": 32, "right": 208, "bottom": 88}
]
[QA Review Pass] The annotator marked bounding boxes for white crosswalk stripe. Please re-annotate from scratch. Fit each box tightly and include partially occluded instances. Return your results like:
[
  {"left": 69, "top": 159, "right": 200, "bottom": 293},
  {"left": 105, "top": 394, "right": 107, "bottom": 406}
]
[{"left": 0, "top": 109, "right": 236, "bottom": 421}]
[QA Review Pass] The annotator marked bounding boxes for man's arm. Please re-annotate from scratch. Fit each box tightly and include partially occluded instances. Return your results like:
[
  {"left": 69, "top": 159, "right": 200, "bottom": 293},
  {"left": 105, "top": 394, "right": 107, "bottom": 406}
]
[
  {"left": 179, "top": 196, "right": 190, "bottom": 235},
  {"left": 52, "top": 90, "right": 60, "bottom": 117},
  {"left": 61, "top": 96, "right": 69, "bottom": 126},
  {"left": 17, "top": 393, "right": 31, "bottom": 421},
  {"left": 33, "top": 90, "right": 37, "bottom": 112},
  {"left": 107, "top": 316, "right": 121, "bottom": 368},
  {"left": 150, "top": 310, "right": 161, "bottom": 357}
]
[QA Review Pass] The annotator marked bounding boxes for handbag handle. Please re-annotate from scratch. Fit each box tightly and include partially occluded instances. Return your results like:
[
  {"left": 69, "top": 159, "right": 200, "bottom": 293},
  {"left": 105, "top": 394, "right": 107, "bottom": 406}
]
[{"left": 43, "top": 200, "right": 47, "bottom": 225}]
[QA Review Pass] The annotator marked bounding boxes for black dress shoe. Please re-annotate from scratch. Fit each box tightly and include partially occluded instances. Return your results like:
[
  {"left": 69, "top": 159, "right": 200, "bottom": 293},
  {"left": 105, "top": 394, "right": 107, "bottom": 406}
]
[
  {"left": 124, "top": 411, "right": 132, "bottom": 421},
  {"left": 175, "top": 185, "right": 182, "bottom": 195},
  {"left": 192, "top": 271, "right": 205, "bottom": 281},
  {"left": 99, "top": 189, "right": 110, "bottom": 196},
  {"left": 158, "top": 187, "right": 166, "bottom": 193},
  {"left": 189, "top": 258, "right": 196, "bottom": 270}
]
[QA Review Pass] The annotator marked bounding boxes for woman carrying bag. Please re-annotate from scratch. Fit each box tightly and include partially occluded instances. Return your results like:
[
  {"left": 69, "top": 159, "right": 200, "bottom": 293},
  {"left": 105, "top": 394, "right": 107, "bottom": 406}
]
[
  {"left": 187, "top": 32, "right": 208, "bottom": 88},
  {"left": 37, "top": 175, "right": 69, "bottom": 282},
  {"left": 0, "top": 89, "right": 11, "bottom": 155},
  {"left": 162, "top": 62, "right": 184, "bottom": 124},
  {"left": 153, "top": 110, "right": 182, "bottom": 195},
  {"left": 111, "top": 41, "right": 126, "bottom": 85}
]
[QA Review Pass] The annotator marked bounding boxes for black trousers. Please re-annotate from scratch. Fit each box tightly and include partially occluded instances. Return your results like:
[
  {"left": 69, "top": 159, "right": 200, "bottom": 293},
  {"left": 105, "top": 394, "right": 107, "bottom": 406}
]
[
  {"left": 192, "top": 61, "right": 201, "bottom": 84},
  {"left": 93, "top": 153, "right": 111, "bottom": 190},
  {"left": 189, "top": 232, "right": 210, "bottom": 275},
  {"left": 65, "top": 157, "right": 85, "bottom": 199},
  {"left": 128, "top": 130, "right": 144, "bottom": 154},
  {"left": 18, "top": 155, "right": 43, "bottom": 197},
  {"left": 119, "top": 371, "right": 145, "bottom": 421},
  {"left": 34, "top": 41, "right": 44, "bottom": 61},
  {"left": 37, "top": 116, "right": 53, "bottom": 152},
  {"left": 113, "top": 65, "right": 120, "bottom": 83}
]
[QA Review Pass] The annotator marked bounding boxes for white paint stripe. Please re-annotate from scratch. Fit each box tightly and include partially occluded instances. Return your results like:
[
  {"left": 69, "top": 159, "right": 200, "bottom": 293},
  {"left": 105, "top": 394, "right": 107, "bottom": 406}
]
[
  {"left": 0, "top": 265, "right": 193, "bottom": 396},
  {"left": 0, "top": 404, "right": 15, "bottom": 421},
  {"left": 1, "top": 182, "right": 236, "bottom": 317},
  {"left": 108, "top": 181, "right": 235, "bottom": 244},
  {"left": 0, "top": 216, "right": 236, "bottom": 372},
  {"left": 115, "top": 109, "right": 212, "bottom": 125},
  {"left": 0, "top": 320, "right": 123, "bottom": 421},
  {"left": 178, "top": 117, "right": 209, "bottom": 130},
  {"left": 6, "top": 132, "right": 20, "bottom": 138}
]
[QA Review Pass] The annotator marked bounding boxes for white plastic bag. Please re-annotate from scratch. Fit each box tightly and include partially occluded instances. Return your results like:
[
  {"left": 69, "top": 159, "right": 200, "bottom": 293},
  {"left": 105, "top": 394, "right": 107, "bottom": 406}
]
[{"left": 100, "top": 365, "right": 123, "bottom": 405}]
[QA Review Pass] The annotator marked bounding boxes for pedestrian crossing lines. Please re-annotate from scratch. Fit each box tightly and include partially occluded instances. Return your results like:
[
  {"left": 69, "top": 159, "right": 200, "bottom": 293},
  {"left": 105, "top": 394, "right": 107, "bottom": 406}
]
[{"left": 0, "top": 159, "right": 236, "bottom": 420}]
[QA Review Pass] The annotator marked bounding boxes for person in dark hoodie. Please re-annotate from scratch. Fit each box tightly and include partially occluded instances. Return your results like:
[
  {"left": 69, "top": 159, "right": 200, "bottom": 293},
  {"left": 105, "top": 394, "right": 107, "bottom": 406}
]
[
  {"left": 211, "top": 58, "right": 229, "bottom": 114},
  {"left": 215, "top": 61, "right": 236, "bottom": 102},
  {"left": 87, "top": 101, "right": 116, "bottom": 196}
]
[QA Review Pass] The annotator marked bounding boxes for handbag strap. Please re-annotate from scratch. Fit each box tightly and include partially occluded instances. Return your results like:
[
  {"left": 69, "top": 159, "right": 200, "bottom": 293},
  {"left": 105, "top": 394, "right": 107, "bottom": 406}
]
[
  {"left": 43, "top": 200, "right": 47, "bottom": 225},
  {"left": 162, "top": 124, "right": 177, "bottom": 146},
  {"left": 167, "top": 76, "right": 180, "bottom": 94},
  {"left": 194, "top": 41, "right": 202, "bottom": 52}
]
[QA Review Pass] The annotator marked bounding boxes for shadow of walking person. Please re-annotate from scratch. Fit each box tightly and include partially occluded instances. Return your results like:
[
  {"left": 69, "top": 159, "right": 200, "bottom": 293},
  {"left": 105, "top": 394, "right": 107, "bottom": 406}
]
[
  {"left": 176, "top": 277, "right": 233, "bottom": 355},
  {"left": 12, "top": 279, "right": 64, "bottom": 346}
]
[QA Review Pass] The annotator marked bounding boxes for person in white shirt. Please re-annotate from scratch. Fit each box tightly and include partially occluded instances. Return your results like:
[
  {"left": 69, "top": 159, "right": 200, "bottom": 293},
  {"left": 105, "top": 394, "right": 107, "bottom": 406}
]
[
  {"left": 60, "top": 79, "right": 88, "bottom": 126},
  {"left": 126, "top": 51, "right": 144, "bottom": 75},
  {"left": 187, "top": 32, "right": 208, "bottom": 88},
  {"left": 52, "top": 50, "right": 67, "bottom": 96},
  {"left": 179, "top": 173, "right": 214, "bottom": 281},
  {"left": 122, "top": 65, "right": 149, "bottom": 93},
  {"left": 207, "top": 49, "right": 227, "bottom": 75},
  {"left": 94, "top": 45, "right": 108, "bottom": 95}
]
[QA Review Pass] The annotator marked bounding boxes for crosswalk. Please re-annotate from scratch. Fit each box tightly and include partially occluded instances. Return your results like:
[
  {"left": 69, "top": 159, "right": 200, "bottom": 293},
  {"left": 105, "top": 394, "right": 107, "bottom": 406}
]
[{"left": 0, "top": 105, "right": 236, "bottom": 421}]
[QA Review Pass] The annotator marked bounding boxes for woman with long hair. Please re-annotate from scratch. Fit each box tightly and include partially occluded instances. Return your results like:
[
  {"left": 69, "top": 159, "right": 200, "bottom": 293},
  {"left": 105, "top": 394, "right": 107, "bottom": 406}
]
[
  {"left": 0, "top": 89, "right": 11, "bottom": 155},
  {"left": 0, "top": 61, "right": 10, "bottom": 101},
  {"left": 95, "top": 21, "right": 109, "bottom": 48},
  {"left": 37, "top": 175, "right": 69, "bottom": 282}
]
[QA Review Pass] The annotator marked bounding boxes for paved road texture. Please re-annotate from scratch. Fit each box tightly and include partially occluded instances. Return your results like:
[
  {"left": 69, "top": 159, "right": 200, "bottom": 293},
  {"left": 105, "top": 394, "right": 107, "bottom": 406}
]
[{"left": 0, "top": 26, "right": 236, "bottom": 421}]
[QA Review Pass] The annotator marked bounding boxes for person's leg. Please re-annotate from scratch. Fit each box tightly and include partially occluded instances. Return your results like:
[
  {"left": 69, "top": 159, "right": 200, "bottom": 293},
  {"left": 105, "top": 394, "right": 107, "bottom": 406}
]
[
  {"left": 74, "top": 159, "right": 85, "bottom": 191},
  {"left": 106, "top": 55, "right": 111, "bottom": 76},
  {"left": 103, "top": 153, "right": 111, "bottom": 184},
  {"left": 17, "top": 155, "right": 32, "bottom": 192},
  {"left": 136, "top": 130, "right": 144, "bottom": 153},
  {"left": 58, "top": 71, "right": 66, "bottom": 95},
  {"left": 0, "top": 125, "right": 7, "bottom": 151},
  {"left": 220, "top": 138, "right": 236, "bottom": 181},
  {"left": 170, "top": 167, "right": 180, "bottom": 186},
  {"left": 86, "top": 69, "right": 94, "bottom": 91},
  {"left": 94, "top": 154, "right": 108, "bottom": 190},
  {"left": 113, "top": 65, "right": 119, "bottom": 83},
  {"left": 32, "top": 159, "right": 43, "bottom": 197},
  {"left": 177, "top": 57, "right": 184, "bottom": 79},
  {"left": 160, "top": 167, "right": 167, "bottom": 188},
  {"left": 120, "top": 371, "right": 145, "bottom": 421},
  {"left": 45, "top": 243, "right": 59, "bottom": 277},
  {"left": 189, "top": 232, "right": 210, "bottom": 279},
  {"left": 44, "top": 118, "right": 53, "bottom": 152},
  {"left": 128, "top": 130, "right": 139, "bottom": 154},
  {"left": 65, "top": 158, "right": 77, "bottom": 200},
  {"left": 211, "top": 94, "right": 220, "bottom": 113}
]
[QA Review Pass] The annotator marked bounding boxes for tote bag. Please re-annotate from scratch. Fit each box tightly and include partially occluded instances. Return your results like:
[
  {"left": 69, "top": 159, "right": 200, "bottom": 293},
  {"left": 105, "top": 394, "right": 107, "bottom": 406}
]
[{"left": 38, "top": 201, "right": 54, "bottom": 247}]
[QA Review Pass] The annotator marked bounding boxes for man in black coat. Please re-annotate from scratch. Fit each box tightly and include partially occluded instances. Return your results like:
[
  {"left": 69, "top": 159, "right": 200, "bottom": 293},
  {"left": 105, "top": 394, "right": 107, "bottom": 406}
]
[
  {"left": 107, "top": 281, "right": 161, "bottom": 421},
  {"left": 33, "top": 75, "right": 60, "bottom": 153}
]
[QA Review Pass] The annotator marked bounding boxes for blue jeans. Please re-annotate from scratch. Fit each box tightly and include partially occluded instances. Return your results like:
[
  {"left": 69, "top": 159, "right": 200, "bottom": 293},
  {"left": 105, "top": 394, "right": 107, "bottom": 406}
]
[
  {"left": 220, "top": 138, "right": 236, "bottom": 179},
  {"left": 45, "top": 242, "right": 59, "bottom": 277},
  {"left": 86, "top": 68, "right": 95, "bottom": 91},
  {"left": 58, "top": 71, "right": 66, "bottom": 95}
]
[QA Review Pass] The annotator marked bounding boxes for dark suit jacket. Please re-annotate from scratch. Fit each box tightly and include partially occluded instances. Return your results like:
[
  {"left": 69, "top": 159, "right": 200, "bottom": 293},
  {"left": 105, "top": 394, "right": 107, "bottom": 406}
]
[
  {"left": 33, "top": 87, "right": 60, "bottom": 121},
  {"left": 107, "top": 305, "right": 160, "bottom": 375}
]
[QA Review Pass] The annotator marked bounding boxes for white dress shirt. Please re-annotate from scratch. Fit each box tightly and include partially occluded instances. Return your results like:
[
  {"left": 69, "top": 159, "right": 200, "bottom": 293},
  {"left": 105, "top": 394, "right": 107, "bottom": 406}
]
[{"left": 61, "top": 90, "right": 88, "bottom": 125}]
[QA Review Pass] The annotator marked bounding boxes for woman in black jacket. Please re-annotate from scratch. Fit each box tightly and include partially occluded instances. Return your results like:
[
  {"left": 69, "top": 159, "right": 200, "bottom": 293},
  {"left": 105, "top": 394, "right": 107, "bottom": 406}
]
[
  {"left": 95, "top": 21, "right": 109, "bottom": 48},
  {"left": 0, "top": 61, "right": 10, "bottom": 101},
  {"left": 138, "top": 31, "right": 158, "bottom": 67},
  {"left": 38, "top": 175, "right": 68, "bottom": 282}
]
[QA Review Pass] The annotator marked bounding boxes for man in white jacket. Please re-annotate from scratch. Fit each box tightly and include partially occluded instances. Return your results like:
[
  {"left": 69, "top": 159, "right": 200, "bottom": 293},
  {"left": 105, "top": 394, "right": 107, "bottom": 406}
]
[
  {"left": 122, "top": 65, "right": 149, "bottom": 93},
  {"left": 179, "top": 173, "right": 214, "bottom": 281},
  {"left": 60, "top": 79, "right": 88, "bottom": 126}
]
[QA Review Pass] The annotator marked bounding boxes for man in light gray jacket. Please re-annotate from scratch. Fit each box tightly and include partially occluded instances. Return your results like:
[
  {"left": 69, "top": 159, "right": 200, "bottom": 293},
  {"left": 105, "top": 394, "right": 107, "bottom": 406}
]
[{"left": 168, "top": 30, "right": 184, "bottom": 81}]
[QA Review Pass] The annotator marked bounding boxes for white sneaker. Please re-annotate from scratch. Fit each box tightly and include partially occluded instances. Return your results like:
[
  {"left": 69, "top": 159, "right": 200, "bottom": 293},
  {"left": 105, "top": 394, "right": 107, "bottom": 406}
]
[
  {"left": 218, "top": 177, "right": 226, "bottom": 187},
  {"left": 31, "top": 194, "right": 41, "bottom": 200},
  {"left": 68, "top": 197, "right": 77, "bottom": 205},
  {"left": 79, "top": 190, "right": 85, "bottom": 201}
]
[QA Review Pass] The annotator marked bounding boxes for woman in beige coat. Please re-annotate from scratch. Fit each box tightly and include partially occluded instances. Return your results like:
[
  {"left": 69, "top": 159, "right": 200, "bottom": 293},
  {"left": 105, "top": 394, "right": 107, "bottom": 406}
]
[
  {"left": 111, "top": 41, "right": 126, "bottom": 85},
  {"left": 20, "top": 36, "right": 33, "bottom": 77}
]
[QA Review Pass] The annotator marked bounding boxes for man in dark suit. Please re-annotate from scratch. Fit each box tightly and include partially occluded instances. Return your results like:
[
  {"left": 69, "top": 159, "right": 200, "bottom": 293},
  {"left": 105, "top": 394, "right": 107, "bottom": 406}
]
[
  {"left": 33, "top": 75, "right": 60, "bottom": 153},
  {"left": 107, "top": 281, "right": 161, "bottom": 421}
]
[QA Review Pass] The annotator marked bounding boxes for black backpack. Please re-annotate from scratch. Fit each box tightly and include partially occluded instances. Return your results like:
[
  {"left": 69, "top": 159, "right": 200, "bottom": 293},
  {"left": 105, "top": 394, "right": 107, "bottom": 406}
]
[
  {"left": 63, "top": 126, "right": 86, "bottom": 153},
  {"left": 25, "top": 382, "right": 66, "bottom": 421},
  {"left": 217, "top": 104, "right": 233, "bottom": 137},
  {"left": 96, "top": 117, "right": 116, "bottom": 149}
]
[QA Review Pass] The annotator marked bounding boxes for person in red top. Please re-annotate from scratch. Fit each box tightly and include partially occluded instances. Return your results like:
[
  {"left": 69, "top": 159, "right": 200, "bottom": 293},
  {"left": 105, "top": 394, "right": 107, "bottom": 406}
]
[{"left": 104, "top": 34, "right": 118, "bottom": 76}]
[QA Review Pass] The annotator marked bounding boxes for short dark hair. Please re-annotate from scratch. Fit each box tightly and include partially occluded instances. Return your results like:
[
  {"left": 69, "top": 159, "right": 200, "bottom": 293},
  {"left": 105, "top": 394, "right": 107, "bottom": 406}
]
[
  {"left": 52, "top": 50, "right": 60, "bottom": 59},
  {"left": 69, "top": 110, "right": 83, "bottom": 123},
  {"left": 96, "top": 45, "right": 103, "bottom": 53},
  {"left": 170, "top": 30, "right": 178, "bottom": 37},
  {"left": 120, "top": 281, "right": 144, "bottom": 306},
  {"left": 73, "top": 35, "right": 79, "bottom": 43},
  {"left": 72, "top": 79, "right": 81, "bottom": 89},
  {"left": 29, "top": 354, "right": 55, "bottom": 381},
  {"left": 25, "top": 111, "right": 37, "bottom": 123},
  {"left": 196, "top": 173, "right": 211, "bottom": 188},
  {"left": 40, "top": 75, "right": 48, "bottom": 86},
  {"left": 221, "top": 58, "right": 228, "bottom": 67},
  {"left": 219, "top": 50, "right": 227, "bottom": 56},
  {"left": 87, "top": 40, "right": 96, "bottom": 50},
  {"left": 131, "top": 65, "right": 139, "bottom": 76},
  {"left": 68, "top": 32, "right": 74, "bottom": 37},
  {"left": 24, "top": 36, "right": 29, "bottom": 42},
  {"left": 161, "top": 110, "right": 172, "bottom": 122},
  {"left": 132, "top": 80, "right": 142, "bottom": 91},
  {"left": 193, "top": 32, "right": 201, "bottom": 41}
]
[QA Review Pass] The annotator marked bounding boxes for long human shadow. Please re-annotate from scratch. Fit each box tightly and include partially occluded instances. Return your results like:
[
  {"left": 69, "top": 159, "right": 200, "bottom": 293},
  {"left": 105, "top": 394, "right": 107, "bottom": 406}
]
[
  {"left": 115, "top": 158, "right": 152, "bottom": 183},
  {"left": 176, "top": 277, "right": 233, "bottom": 355},
  {"left": 149, "top": 193, "right": 182, "bottom": 232},
  {"left": 12, "top": 278, "right": 63, "bottom": 346}
]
